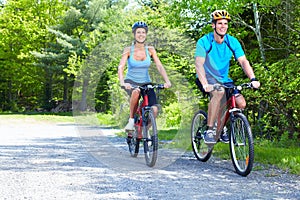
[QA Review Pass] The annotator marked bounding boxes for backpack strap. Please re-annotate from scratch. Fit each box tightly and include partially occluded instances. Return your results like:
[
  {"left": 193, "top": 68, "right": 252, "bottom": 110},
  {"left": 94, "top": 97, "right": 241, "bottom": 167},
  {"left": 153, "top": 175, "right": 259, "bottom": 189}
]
[
  {"left": 206, "top": 34, "right": 213, "bottom": 54},
  {"left": 224, "top": 35, "right": 237, "bottom": 60}
]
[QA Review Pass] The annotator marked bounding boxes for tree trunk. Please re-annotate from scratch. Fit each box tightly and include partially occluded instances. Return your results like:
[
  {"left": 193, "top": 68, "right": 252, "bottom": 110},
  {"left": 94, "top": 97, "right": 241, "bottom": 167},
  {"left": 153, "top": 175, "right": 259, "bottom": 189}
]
[
  {"left": 44, "top": 67, "right": 53, "bottom": 111},
  {"left": 79, "top": 78, "right": 88, "bottom": 111},
  {"left": 253, "top": 3, "right": 266, "bottom": 65},
  {"left": 63, "top": 72, "right": 68, "bottom": 103}
]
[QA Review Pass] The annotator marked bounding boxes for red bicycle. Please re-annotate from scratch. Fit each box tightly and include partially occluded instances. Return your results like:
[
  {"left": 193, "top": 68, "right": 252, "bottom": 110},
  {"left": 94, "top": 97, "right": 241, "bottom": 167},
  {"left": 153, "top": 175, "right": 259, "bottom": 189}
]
[
  {"left": 191, "top": 82, "right": 255, "bottom": 176},
  {"left": 126, "top": 84, "right": 164, "bottom": 167}
]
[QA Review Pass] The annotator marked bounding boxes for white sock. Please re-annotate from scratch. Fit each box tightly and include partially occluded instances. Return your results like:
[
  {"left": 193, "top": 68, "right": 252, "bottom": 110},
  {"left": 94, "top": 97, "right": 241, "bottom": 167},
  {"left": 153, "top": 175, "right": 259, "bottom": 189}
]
[{"left": 129, "top": 118, "right": 134, "bottom": 123}]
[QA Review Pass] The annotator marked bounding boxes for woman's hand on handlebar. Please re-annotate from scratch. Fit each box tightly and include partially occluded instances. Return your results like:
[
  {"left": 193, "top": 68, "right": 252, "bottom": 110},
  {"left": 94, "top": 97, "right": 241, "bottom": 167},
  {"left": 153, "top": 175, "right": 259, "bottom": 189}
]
[
  {"left": 164, "top": 81, "right": 172, "bottom": 89},
  {"left": 122, "top": 83, "right": 132, "bottom": 90}
]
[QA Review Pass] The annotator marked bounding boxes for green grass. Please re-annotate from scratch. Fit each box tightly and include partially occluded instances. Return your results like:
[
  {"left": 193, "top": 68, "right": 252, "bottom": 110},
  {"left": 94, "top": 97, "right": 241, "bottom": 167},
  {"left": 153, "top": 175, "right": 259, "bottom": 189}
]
[
  {"left": 159, "top": 128, "right": 178, "bottom": 140},
  {"left": 254, "top": 140, "right": 300, "bottom": 174},
  {"left": 0, "top": 112, "right": 74, "bottom": 123}
]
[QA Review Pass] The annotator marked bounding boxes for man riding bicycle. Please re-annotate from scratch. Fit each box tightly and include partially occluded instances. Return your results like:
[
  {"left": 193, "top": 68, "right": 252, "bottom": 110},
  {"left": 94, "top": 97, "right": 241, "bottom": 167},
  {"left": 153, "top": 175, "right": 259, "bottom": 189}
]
[{"left": 194, "top": 10, "right": 260, "bottom": 144}]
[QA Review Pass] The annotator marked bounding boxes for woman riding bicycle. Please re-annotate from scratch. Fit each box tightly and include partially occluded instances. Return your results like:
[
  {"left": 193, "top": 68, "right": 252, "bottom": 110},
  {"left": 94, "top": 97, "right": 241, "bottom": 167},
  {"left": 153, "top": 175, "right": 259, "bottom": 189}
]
[
  {"left": 194, "top": 10, "right": 260, "bottom": 144},
  {"left": 118, "top": 21, "right": 172, "bottom": 134}
]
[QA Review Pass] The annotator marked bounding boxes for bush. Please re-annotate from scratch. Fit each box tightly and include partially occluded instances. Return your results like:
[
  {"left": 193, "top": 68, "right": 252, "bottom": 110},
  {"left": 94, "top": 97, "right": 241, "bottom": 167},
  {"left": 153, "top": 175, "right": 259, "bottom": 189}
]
[
  {"left": 163, "top": 102, "right": 181, "bottom": 128},
  {"left": 237, "top": 56, "right": 300, "bottom": 144}
]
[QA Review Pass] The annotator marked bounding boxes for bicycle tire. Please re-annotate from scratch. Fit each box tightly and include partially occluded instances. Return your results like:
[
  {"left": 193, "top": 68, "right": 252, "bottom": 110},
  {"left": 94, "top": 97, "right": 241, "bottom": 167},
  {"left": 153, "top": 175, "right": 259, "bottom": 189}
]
[
  {"left": 127, "top": 129, "right": 140, "bottom": 157},
  {"left": 229, "top": 113, "right": 254, "bottom": 176},
  {"left": 191, "top": 110, "right": 213, "bottom": 162},
  {"left": 143, "top": 111, "right": 158, "bottom": 167}
]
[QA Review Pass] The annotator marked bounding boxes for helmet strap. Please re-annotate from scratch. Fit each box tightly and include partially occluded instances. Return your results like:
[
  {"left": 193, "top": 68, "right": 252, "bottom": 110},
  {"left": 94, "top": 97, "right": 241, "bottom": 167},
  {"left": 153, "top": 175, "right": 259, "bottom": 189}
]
[
  {"left": 214, "top": 28, "right": 225, "bottom": 38},
  {"left": 213, "top": 21, "right": 225, "bottom": 38}
]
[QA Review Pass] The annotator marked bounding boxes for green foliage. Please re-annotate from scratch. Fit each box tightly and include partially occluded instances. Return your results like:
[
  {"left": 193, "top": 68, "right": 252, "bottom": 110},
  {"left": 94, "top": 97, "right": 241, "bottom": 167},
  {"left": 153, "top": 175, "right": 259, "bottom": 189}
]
[
  {"left": 247, "top": 56, "right": 300, "bottom": 141},
  {"left": 163, "top": 102, "right": 181, "bottom": 128},
  {"left": 96, "top": 112, "right": 117, "bottom": 126},
  {"left": 0, "top": 0, "right": 66, "bottom": 111}
]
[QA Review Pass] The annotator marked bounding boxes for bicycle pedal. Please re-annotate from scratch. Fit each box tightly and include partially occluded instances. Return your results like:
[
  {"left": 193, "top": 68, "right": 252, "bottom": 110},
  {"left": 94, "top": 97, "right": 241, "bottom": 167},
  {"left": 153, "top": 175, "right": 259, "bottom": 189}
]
[{"left": 126, "top": 137, "right": 132, "bottom": 144}]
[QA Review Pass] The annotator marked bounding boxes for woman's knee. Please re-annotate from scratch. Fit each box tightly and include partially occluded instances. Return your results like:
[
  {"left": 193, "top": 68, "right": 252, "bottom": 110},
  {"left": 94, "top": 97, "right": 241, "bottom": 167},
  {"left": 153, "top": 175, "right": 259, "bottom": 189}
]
[
  {"left": 131, "top": 89, "right": 140, "bottom": 99},
  {"left": 151, "top": 105, "right": 159, "bottom": 117}
]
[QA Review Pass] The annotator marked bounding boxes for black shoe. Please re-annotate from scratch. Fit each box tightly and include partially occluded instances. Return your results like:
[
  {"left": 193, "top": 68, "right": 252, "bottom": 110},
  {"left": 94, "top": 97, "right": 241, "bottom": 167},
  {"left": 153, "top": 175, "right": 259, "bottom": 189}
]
[
  {"left": 126, "top": 132, "right": 133, "bottom": 144},
  {"left": 126, "top": 137, "right": 131, "bottom": 144}
]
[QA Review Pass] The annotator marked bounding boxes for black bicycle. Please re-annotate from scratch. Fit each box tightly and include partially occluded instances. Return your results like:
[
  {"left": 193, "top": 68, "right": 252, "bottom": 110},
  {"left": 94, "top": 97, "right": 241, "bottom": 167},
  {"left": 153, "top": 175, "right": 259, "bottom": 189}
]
[
  {"left": 126, "top": 84, "right": 164, "bottom": 167},
  {"left": 191, "top": 83, "right": 255, "bottom": 176}
]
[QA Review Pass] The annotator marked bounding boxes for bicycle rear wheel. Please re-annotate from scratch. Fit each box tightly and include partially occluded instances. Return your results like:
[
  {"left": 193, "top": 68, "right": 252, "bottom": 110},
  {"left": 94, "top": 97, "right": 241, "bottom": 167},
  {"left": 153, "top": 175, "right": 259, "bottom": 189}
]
[
  {"left": 127, "top": 129, "right": 140, "bottom": 157},
  {"left": 191, "top": 110, "right": 213, "bottom": 162},
  {"left": 229, "top": 113, "right": 254, "bottom": 176},
  {"left": 143, "top": 111, "right": 158, "bottom": 167}
]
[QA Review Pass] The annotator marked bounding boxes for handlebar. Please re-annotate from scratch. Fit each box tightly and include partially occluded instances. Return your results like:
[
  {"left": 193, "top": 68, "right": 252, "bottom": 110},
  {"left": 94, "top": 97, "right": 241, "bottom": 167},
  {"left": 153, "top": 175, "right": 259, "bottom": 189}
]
[
  {"left": 121, "top": 83, "right": 165, "bottom": 91},
  {"left": 213, "top": 82, "right": 254, "bottom": 92}
]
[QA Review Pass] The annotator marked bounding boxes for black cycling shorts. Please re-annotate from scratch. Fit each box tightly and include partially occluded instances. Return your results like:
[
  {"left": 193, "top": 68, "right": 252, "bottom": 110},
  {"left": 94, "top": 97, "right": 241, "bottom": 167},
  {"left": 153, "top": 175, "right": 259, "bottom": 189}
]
[{"left": 124, "top": 79, "right": 157, "bottom": 106}]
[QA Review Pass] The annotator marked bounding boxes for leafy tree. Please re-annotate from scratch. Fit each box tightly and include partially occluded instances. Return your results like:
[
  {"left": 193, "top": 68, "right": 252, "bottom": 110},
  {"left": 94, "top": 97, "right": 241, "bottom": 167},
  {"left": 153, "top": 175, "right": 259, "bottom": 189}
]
[
  {"left": 33, "top": 0, "right": 115, "bottom": 111},
  {"left": 0, "top": 0, "right": 65, "bottom": 111}
]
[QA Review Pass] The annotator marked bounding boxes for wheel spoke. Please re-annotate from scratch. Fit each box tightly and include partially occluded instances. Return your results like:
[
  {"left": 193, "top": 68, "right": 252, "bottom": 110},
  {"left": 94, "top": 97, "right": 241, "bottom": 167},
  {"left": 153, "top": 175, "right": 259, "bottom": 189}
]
[
  {"left": 143, "top": 111, "right": 158, "bottom": 167},
  {"left": 127, "top": 129, "right": 140, "bottom": 157},
  {"left": 191, "top": 110, "right": 212, "bottom": 162},
  {"left": 230, "top": 113, "right": 254, "bottom": 176}
]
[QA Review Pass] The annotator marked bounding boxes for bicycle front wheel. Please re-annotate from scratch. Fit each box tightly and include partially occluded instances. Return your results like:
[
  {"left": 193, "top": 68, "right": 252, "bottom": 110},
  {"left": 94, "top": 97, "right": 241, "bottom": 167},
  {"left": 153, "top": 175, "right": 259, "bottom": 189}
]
[
  {"left": 191, "top": 110, "right": 213, "bottom": 162},
  {"left": 127, "top": 129, "right": 140, "bottom": 157},
  {"left": 230, "top": 113, "right": 254, "bottom": 176},
  {"left": 143, "top": 111, "right": 158, "bottom": 167}
]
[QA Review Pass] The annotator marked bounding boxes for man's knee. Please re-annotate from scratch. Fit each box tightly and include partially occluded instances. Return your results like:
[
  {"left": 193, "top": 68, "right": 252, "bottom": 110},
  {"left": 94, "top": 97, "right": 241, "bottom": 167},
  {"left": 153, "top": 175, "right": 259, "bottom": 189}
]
[
  {"left": 210, "top": 89, "right": 225, "bottom": 100},
  {"left": 236, "top": 95, "right": 246, "bottom": 109}
]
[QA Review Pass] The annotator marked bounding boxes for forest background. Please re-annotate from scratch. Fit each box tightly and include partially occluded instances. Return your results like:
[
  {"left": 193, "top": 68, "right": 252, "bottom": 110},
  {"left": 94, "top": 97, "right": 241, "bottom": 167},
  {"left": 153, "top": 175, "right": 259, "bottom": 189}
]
[{"left": 0, "top": 0, "right": 299, "bottom": 171}]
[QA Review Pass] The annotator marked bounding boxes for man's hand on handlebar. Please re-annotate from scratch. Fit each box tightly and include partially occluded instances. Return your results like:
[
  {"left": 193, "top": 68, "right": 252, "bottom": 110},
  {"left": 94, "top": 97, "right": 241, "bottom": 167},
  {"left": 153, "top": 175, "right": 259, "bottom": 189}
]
[
  {"left": 251, "top": 81, "right": 260, "bottom": 89},
  {"left": 203, "top": 84, "right": 216, "bottom": 92}
]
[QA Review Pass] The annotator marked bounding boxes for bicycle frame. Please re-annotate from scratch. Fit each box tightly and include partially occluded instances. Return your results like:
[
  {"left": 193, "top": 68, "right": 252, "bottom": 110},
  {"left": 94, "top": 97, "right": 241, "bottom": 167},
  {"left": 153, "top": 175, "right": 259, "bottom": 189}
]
[
  {"left": 215, "top": 90, "right": 241, "bottom": 135},
  {"left": 135, "top": 93, "right": 152, "bottom": 138},
  {"left": 133, "top": 84, "right": 164, "bottom": 137}
]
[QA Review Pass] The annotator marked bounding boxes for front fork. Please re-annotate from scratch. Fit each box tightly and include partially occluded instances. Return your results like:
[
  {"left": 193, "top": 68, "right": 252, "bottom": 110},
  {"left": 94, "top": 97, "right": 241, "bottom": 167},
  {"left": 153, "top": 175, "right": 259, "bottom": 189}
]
[
  {"left": 141, "top": 106, "right": 151, "bottom": 139},
  {"left": 229, "top": 108, "right": 242, "bottom": 145}
]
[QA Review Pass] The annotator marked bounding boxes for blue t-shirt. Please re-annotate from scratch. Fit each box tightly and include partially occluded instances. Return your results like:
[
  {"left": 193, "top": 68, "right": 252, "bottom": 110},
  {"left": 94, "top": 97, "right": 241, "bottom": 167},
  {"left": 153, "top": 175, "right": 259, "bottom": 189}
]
[
  {"left": 125, "top": 45, "right": 151, "bottom": 84},
  {"left": 195, "top": 32, "right": 245, "bottom": 83}
]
